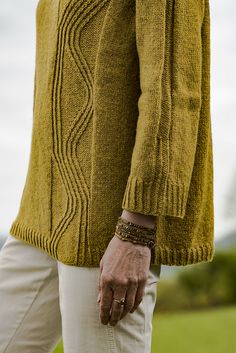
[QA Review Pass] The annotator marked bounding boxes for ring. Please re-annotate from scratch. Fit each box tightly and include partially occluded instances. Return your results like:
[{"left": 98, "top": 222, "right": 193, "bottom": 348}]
[{"left": 113, "top": 297, "right": 126, "bottom": 306}]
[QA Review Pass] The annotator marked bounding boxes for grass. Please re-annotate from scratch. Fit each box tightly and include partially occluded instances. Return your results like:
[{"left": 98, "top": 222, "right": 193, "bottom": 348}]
[
  {"left": 53, "top": 341, "right": 63, "bottom": 353},
  {"left": 151, "top": 305, "right": 236, "bottom": 353},
  {"left": 53, "top": 305, "right": 236, "bottom": 353}
]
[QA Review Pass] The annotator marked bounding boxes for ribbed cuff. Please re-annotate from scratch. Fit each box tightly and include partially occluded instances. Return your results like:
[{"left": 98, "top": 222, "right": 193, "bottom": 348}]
[
  {"left": 152, "top": 243, "right": 215, "bottom": 266},
  {"left": 121, "top": 175, "right": 189, "bottom": 219}
]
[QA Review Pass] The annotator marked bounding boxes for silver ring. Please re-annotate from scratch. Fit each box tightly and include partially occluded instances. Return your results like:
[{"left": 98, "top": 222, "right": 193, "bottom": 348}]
[{"left": 113, "top": 297, "right": 126, "bottom": 306}]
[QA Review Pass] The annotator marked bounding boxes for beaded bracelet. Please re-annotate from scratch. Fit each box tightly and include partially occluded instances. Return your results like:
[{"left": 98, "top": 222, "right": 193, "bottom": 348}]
[{"left": 114, "top": 216, "right": 157, "bottom": 249}]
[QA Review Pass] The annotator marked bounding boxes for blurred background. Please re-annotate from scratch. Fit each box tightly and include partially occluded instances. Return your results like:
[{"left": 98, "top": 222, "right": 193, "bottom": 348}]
[{"left": 0, "top": 1, "right": 235, "bottom": 353}]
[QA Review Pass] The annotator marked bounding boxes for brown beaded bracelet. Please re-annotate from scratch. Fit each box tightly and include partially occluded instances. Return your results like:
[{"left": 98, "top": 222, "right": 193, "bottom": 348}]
[{"left": 114, "top": 216, "right": 157, "bottom": 249}]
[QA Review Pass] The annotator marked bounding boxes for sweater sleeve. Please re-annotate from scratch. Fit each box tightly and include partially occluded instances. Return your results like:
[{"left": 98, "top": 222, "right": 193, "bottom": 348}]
[{"left": 121, "top": 0, "right": 209, "bottom": 219}]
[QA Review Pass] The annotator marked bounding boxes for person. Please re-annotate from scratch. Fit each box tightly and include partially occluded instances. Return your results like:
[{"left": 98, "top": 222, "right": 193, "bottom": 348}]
[{"left": 0, "top": 0, "right": 214, "bottom": 352}]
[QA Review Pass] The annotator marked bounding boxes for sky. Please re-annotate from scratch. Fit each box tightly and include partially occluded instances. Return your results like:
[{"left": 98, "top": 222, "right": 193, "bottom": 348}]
[{"left": 0, "top": 0, "right": 236, "bottom": 241}]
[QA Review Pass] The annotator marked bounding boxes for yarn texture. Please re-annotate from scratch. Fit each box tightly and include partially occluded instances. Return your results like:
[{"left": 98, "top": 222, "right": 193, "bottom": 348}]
[{"left": 9, "top": 0, "right": 215, "bottom": 266}]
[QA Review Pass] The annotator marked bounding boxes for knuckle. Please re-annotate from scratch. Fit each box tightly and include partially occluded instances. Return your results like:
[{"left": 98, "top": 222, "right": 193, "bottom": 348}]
[
  {"left": 114, "top": 278, "right": 128, "bottom": 287},
  {"left": 119, "top": 279, "right": 129, "bottom": 287},
  {"left": 100, "top": 304, "right": 111, "bottom": 311},
  {"left": 128, "top": 276, "right": 138, "bottom": 286},
  {"left": 101, "top": 273, "right": 114, "bottom": 285},
  {"left": 124, "top": 303, "right": 133, "bottom": 311},
  {"left": 139, "top": 275, "right": 148, "bottom": 284}
]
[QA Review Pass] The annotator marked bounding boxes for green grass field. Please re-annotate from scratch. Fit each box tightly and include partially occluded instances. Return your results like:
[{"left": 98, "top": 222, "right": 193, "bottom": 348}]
[
  {"left": 152, "top": 305, "right": 236, "bottom": 353},
  {"left": 53, "top": 305, "right": 236, "bottom": 353}
]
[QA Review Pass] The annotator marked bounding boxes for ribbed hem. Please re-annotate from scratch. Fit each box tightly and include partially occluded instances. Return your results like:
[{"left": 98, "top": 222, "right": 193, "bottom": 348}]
[
  {"left": 9, "top": 220, "right": 215, "bottom": 266},
  {"left": 9, "top": 220, "right": 52, "bottom": 255},
  {"left": 9, "top": 219, "right": 107, "bottom": 267},
  {"left": 151, "top": 243, "right": 215, "bottom": 266},
  {"left": 122, "top": 175, "right": 189, "bottom": 219}
]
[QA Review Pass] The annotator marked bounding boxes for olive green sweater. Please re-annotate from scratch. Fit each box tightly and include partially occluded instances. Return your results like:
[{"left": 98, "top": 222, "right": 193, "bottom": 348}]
[{"left": 9, "top": 0, "right": 215, "bottom": 266}]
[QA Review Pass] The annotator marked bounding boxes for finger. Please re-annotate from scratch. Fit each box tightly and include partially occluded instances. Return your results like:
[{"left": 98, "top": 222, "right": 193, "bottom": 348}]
[
  {"left": 97, "top": 261, "right": 103, "bottom": 303},
  {"left": 99, "top": 281, "right": 113, "bottom": 325},
  {"left": 119, "top": 284, "right": 138, "bottom": 319},
  {"left": 130, "top": 284, "right": 146, "bottom": 313},
  {"left": 109, "top": 287, "right": 127, "bottom": 326},
  {"left": 97, "top": 275, "right": 101, "bottom": 303}
]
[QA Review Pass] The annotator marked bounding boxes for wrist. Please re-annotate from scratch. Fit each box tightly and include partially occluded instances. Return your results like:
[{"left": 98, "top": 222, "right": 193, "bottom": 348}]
[
  {"left": 121, "top": 209, "right": 156, "bottom": 229},
  {"left": 115, "top": 216, "right": 156, "bottom": 249}
]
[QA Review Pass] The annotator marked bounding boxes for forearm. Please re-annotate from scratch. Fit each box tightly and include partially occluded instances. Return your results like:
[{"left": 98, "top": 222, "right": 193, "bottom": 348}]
[{"left": 121, "top": 209, "right": 156, "bottom": 229}]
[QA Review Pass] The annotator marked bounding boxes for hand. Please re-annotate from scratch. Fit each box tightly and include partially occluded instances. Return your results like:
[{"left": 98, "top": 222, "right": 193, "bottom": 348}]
[{"left": 97, "top": 234, "right": 151, "bottom": 326}]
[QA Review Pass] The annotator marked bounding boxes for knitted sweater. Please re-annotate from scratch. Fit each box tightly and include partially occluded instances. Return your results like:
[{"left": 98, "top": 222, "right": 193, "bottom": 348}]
[{"left": 9, "top": 0, "right": 214, "bottom": 267}]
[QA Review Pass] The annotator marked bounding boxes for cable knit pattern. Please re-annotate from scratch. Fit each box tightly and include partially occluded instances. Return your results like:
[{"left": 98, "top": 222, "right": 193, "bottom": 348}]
[{"left": 9, "top": 0, "right": 215, "bottom": 266}]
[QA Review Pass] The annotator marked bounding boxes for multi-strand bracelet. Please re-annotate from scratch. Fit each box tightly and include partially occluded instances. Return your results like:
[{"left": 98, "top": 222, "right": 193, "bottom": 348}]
[{"left": 114, "top": 216, "right": 157, "bottom": 249}]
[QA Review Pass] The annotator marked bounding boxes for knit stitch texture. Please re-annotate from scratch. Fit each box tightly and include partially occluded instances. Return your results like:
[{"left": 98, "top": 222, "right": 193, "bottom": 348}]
[{"left": 9, "top": 0, "right": 215, "bottom": 266}]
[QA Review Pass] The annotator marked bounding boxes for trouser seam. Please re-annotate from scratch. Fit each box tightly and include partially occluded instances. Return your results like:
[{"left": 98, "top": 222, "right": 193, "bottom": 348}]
[{"left": 106, "top": 324, "right": 119, "bottom": 353}]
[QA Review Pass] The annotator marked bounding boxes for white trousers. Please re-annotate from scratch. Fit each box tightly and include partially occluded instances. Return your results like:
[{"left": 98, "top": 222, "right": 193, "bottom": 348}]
[{"left": 0, "top": 234, "right": 161, "bottom": 353}]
